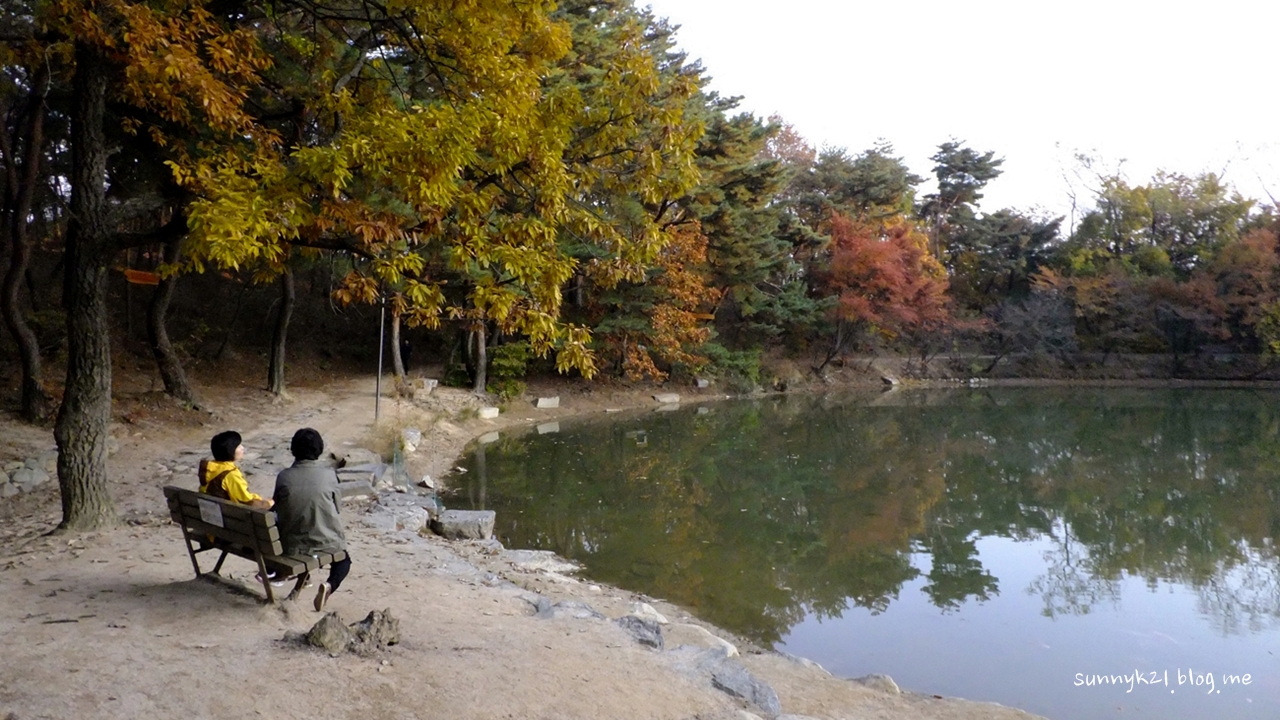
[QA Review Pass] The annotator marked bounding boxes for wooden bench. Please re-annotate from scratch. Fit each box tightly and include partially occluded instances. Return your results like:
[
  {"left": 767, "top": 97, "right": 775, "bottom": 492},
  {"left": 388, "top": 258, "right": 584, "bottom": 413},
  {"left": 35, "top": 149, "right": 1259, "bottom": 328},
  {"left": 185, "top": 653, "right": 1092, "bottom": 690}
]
[{"left": 163, "top": 485, "right": 347, "bottom": 603}]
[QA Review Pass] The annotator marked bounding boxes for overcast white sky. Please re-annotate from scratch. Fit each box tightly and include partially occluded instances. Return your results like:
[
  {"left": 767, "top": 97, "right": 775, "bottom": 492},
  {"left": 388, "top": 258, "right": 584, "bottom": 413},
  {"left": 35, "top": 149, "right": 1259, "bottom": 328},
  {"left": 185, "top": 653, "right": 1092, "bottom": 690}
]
[{"left": 643, "top": 0, "right": 1279, "bottom": 222}]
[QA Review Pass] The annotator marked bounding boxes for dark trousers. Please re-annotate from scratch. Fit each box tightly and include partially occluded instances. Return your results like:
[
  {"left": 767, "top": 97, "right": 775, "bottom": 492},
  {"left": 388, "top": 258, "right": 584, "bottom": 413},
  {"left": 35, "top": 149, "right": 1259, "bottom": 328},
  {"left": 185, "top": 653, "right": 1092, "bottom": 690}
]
[{"left": 327, "top": 555, "right": 352, "bottom": 592}]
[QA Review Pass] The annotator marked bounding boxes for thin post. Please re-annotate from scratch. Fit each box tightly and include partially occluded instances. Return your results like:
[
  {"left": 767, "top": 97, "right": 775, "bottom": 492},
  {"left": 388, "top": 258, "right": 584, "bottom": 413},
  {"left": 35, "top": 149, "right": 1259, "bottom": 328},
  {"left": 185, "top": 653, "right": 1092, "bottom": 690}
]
[{"left": 376, "top": 294, "right": 385, "bottom": 422}]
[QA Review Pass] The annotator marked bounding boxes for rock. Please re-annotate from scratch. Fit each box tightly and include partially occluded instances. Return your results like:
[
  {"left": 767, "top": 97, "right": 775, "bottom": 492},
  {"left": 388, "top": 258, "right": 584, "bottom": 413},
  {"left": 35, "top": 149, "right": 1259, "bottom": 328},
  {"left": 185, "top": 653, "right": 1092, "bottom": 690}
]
[
  {"left": 338, "top": 463, "right": 387, "bottom": 483},
  {"left": 538, "top": 600, "right": 604, "bottom": 620},
  {"left": 667, "top": 647, "right": 780, "bottom": 717},
  {"left": 414, "top": 378, "right": 439, "bottom": 393},
  {"left": 654, "top": 404, "right": 679, "bottom": 413},
  {"left": 302, "top": 610, "right": 399, "bottom": 656},
  {"left": 710, "top": 661, "right": 782, "bottom": 716},
  {"left": 305, "top": 612, "right": 353, "bottom": 655},
  {"left": 391, "top": 507, "right": 427, "bottom": 533},
  {"left": 505, "top": 549, "right": 580, "bottom": 574},
  {"left": 417, "top": 475, "right": 435, "bottom": 490},
  {"left": 0, "top": 470, "right": 8, "bottom": 486},
  {"left": 534, "top": 396, "right": 560, "bottom": 409},
  {"left": 536, "top": 422, "right": 559, "bottom": 435},
  {"left": 696, "top": 407, "right": 710, "bottom": 415},
  {"left": 653, "top": 393, "right": 680, "bottom": 404},
  {"left": 429, "top": 509, "right": 495, "bottom": 540},
  {"left": 881, "top": 375, "right": 900, "bottom": 386},
  {"left": 348, "top": 609, "right": 400, "bottom": 655},
  {"left": 615, "top": 615, "right": 663, "bottom": 650},
  {"left": 478, "top": 431, "right": 500, "bottom": 444},
  {"left": 665, "top": 623, "right": 737, "bottom": 657},
  {"left": 3, "top": 461, "right": 22, "bottom": 473},
  {"left": 400, "top": 428, "right": 421, "bottom": 453},
  {"left": 338, "top": 480, "right": 375, "bottom": 501},
  {"left": 1, "top": 483, "right": 19, "bottom": 498},
  {"left": 478, "top": 407, "right": 500, "bottom": 419},
  {"left": 629, "top": 602, "right": 668, "bottom": 625},
  {"left": 337, "top": 448, "right": 382, "bottom": 466},
  {"left": 779, "top": 652, "right": 829, "bottom": 675},
  {"left": 851, "top": 673, "right": 900, "bottom": 694},
  {"left": 24, "top": 457, "right": 42, "bottom": 470},
  {"left": 12, "top": 467, "right": 48, "bottom": 490},
  {"left": 106, "top": 437, "right": 122, "bottom": 456},
  {"left": 474, "top": 538, "right": 504, "bottom": 555},
  {"left": 38, "top": 451, "right": 59, "bottom": 472},
  {"left": 519, "top": 593, "right": 553, "bottom": 616},
  {"left": 695, "top": 378, "right": 711, "bottom": 388}
]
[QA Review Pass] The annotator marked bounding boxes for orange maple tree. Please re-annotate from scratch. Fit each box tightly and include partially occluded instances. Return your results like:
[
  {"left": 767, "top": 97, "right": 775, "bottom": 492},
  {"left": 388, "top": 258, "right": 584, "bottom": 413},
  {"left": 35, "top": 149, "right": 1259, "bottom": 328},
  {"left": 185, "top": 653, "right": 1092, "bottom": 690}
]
[
  {"left": 594, "top": 223, "right": 722, "bottom": 380},
  {"left": 812, "top": 213, "right": 951, "bottom": 371}
]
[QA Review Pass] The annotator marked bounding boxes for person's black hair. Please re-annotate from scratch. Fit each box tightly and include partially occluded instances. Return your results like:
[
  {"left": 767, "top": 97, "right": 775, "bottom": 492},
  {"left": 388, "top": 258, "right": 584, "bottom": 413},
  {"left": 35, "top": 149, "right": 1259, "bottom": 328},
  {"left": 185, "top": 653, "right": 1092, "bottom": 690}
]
[
  {"left": 291, "top": 428, "right": 324, "bottom": 461},
  {"left": 210, "top": 431, "right": 242, "bottom": 462}
]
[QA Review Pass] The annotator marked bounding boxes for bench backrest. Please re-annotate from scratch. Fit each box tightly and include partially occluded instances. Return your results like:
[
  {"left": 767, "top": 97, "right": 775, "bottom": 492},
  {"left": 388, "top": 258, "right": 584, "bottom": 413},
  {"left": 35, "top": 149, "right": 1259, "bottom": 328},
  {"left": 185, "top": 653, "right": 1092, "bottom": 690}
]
[{"left": 163, "top": 485, "right": 284, "bottom": 556}]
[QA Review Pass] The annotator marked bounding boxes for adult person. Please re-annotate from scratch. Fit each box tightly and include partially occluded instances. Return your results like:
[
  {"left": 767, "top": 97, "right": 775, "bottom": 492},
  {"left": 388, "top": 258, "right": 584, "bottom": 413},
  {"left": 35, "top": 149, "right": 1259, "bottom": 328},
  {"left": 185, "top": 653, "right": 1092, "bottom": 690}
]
[
  {"left": 272, "top": 428, "right": 350, "bottom": 612},
  {"left": 200, "top": 431, "right": 272, "bottom": 510}
]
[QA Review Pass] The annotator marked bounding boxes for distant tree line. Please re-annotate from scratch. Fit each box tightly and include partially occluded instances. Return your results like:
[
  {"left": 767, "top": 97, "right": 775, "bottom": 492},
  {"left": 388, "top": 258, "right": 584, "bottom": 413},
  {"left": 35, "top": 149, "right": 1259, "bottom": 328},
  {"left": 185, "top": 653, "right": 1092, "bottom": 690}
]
[{"left": 2, "top": 0, "right": 1277, "bottom": 529}]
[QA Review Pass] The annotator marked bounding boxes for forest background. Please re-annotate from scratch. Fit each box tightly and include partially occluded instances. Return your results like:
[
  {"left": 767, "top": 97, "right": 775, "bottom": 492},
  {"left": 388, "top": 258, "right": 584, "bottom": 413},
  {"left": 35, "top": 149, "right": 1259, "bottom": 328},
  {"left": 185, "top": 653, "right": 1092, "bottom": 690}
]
[{"left": 3, "top": 0, "right": 1279, "bottom": 532}]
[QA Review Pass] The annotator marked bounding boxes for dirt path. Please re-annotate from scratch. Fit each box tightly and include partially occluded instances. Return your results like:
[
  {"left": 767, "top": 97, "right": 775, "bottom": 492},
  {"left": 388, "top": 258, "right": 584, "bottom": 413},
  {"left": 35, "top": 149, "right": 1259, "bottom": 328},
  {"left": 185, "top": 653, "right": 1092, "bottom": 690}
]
[{"left": 0, "top": 376, "right": 1047, "bottom": 720}]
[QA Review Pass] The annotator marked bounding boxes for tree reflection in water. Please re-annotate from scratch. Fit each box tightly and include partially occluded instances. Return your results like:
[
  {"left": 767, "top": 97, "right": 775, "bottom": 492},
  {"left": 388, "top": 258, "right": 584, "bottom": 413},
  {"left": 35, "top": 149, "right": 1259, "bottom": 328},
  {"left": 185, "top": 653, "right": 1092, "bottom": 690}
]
[{"left": 450, "top": 388, "right": 1280, "bottom": 646}]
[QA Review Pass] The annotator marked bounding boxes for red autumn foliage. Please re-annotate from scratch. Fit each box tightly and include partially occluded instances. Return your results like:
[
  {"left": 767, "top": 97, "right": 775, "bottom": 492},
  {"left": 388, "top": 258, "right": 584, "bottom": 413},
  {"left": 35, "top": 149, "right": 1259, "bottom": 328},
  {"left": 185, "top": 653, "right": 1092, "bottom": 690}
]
[{"left": 814, "top": 213, "right": 952, "bottom": 353}]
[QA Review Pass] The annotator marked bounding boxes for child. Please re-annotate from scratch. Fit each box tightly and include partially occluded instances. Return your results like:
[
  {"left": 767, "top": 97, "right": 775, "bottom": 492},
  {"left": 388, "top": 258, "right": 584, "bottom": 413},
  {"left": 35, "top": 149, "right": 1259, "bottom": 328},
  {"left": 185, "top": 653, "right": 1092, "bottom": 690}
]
[{"left": 200, "top": 430, "right": 273, "bottom": 510}]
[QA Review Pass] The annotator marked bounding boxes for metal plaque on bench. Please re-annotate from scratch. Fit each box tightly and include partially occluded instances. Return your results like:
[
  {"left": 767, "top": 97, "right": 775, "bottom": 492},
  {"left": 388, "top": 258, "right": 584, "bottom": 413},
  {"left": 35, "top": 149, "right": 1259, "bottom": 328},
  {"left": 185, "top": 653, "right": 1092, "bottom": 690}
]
[{"left": 197, "top": 498, "right": 224, "bottom": 527}]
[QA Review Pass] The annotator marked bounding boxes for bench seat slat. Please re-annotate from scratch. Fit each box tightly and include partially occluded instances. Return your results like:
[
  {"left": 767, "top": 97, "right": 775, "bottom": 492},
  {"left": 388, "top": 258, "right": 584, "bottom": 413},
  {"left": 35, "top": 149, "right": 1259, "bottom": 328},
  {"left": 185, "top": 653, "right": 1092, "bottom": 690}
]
[
  {"left": 169, "top": 495, "right": 280, "bottom": 543},
  {"left": 170, "top": 502, "right": 282, "bottom": 545},
  {"left": 179, "top": 517, "right": 261, "bottom": 550}
]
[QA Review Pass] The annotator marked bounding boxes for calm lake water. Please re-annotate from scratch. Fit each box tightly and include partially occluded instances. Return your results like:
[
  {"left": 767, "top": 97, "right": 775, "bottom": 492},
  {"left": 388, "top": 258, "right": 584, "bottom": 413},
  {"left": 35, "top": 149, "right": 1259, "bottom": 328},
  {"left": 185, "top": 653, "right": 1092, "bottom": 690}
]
[{"left": 449, "top": 388, "right": 1280, "bottom": 720}]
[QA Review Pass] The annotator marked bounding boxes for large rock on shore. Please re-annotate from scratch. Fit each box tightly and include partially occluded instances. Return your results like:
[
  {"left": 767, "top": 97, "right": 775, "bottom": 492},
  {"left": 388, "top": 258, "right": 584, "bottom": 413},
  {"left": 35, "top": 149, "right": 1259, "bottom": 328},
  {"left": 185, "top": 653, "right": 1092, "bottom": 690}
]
[
  {"left": 429, "top": 509, "right": 496, "bottom": 540},
  {"left": 668, "top": 646, "right": 782, "bottom": 717}
]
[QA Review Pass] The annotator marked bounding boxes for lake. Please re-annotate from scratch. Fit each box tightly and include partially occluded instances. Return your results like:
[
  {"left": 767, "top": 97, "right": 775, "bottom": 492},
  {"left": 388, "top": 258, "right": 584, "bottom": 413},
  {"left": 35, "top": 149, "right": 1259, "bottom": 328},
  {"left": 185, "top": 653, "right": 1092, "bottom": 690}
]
[{"left": 448, "top": 387, "right": 1280, "bottom": 720}]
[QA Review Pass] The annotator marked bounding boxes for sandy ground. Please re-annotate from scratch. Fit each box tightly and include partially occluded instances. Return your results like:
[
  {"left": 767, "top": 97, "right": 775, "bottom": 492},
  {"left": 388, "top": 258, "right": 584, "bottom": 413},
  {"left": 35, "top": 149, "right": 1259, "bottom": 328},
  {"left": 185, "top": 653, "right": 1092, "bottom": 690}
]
[{"left": 0, "top": 374, "right": 1048, "bottom": 720}]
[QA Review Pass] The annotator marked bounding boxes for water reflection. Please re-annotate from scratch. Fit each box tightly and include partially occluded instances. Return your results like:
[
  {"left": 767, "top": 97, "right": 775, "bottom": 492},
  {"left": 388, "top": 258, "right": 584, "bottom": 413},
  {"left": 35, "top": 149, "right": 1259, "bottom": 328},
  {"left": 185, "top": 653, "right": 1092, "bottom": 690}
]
[{"left": 450, "top": 388, "right": 1280, "bottom": 717}]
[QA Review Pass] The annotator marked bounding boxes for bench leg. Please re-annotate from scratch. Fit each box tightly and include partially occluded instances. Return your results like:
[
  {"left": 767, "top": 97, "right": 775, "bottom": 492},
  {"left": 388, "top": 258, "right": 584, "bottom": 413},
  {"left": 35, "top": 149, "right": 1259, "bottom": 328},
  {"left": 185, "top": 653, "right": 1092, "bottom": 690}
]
[
  {"left": 211, "top": 550, "right": 230, "bottom": 576},
  {"left": 254, "top": 553, "right": 276, "bottom": 603},
  {"left": 181, "top": 532, "right": 203, "bottom": 579},
  {"left": 285, "top": 572, "right": 310, "bottom": 602}
]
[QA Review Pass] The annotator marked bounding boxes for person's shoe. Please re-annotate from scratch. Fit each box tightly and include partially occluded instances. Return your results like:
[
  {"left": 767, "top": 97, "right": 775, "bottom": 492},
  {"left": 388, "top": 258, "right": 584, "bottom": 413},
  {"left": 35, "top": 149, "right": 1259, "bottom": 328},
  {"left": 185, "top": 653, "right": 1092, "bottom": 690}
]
[
  {"left": 313, "top": 582, "right": 331, "bottom": 612},
  {"left": 255, "top": 572, "right": 287, "bottom": 588}
]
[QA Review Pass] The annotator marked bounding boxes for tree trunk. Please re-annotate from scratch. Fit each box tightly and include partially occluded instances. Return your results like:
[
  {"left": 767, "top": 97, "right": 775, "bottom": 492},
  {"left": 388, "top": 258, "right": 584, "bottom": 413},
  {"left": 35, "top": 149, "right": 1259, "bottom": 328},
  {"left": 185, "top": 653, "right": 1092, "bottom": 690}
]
[
  {"left": 390, "top": 309, "right": 405, "bottom": 380},
  {"left": 471, "top": 322, "right": 487, "bottom": 395},
  {"left": 813, "top": 320, "right": 846, "bottom": 375},
  {"left": 54, "top": 42, "right": 117, "bottom": 531},
  {"left": 147, "top": 238, "right": 198, "bottom": 406},
  {"left": 0, "top": 63, "right": 53, "bottom": 423},
  {"left": 267, "top": 268, "right": 295, "bottom": 395}
]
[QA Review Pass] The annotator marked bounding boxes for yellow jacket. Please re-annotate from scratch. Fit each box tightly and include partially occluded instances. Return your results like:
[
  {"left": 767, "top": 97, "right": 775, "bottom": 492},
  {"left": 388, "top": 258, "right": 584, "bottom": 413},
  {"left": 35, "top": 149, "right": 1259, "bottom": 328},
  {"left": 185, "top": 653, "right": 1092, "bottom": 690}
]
[{"left": 200, "top": 460, "right": 264, "bottom": 505}]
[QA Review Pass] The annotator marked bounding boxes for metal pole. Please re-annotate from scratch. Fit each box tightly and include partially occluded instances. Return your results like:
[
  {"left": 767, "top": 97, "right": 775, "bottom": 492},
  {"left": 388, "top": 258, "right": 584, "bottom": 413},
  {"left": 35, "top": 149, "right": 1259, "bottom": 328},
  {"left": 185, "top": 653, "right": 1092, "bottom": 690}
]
[{"left": 375, "top": 294, "right": 385, "bottom": 422}]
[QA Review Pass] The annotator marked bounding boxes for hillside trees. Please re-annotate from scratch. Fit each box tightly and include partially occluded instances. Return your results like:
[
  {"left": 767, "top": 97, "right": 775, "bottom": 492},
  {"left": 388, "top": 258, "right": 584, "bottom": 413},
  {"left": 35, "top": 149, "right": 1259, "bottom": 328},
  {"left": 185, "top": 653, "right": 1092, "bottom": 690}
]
[
  {"left": 679, "top": 109, "right": 792, "bottom": 342},
  {"left": 1034, "top": 170, "right": 1265, "bottom": 357},
  {"left": 1064, "top": 171, "right": 1253, "bottom": 277},
  {"left": 192, "top": 0, "right": 705, "bottom": 395}
]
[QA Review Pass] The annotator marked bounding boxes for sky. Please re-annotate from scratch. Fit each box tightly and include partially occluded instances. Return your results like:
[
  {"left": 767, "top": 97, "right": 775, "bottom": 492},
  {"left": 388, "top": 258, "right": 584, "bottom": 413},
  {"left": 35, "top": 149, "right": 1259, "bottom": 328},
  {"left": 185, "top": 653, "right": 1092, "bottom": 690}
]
[{"left": 642, "top": 0, "right": 1279, "bottom": 225}]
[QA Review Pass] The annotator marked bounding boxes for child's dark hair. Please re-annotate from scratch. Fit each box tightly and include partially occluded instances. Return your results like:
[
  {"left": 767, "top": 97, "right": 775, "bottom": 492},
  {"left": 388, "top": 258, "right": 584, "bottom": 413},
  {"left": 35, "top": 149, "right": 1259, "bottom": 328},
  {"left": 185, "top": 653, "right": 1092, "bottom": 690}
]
[
  {"left": 210, "top": 431, "right": 242, "bottom": 462},
  {"left": 291, "top": 428, "right": 324, "bottom": 461}
]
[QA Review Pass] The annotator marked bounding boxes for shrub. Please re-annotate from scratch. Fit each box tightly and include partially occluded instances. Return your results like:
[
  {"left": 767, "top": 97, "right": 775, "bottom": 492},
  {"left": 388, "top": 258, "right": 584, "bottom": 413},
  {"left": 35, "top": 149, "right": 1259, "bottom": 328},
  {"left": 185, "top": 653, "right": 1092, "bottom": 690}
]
[{"left": 700, "top": 343, "right": 761, "bottom": 393}]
